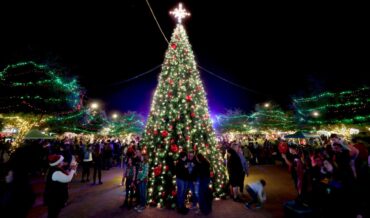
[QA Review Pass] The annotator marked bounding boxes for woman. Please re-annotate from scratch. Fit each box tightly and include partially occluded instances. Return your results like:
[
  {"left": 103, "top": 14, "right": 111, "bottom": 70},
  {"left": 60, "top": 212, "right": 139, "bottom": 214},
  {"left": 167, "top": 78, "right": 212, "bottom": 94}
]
[
  {"left": 120, "top": 157, "right": 136, "bottom": 209},
  {"left": 196, "top": 153, "right": 212, "bottom": 215}
]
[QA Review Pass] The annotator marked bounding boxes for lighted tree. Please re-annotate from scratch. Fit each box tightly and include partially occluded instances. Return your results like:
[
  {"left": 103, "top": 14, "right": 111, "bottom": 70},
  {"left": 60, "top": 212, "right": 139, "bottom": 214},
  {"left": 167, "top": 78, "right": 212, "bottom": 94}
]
[
  {"left": 249, "top": 103, "right": 296, "bottom": 131},
  {"left": 214, "top": 109, "right": 250, "bottom": 133},
  {"left": 142, "top": 3, "right": 227, "bottom": 208},
  {"left": 110, "top": 111, "right": 145, "bottom": 136},
  {"left": 293, "top": 87, "right": 370, "bottom": 126},
  {"left": 44, "top": 108, "right": 100, "bottom": 134},
  {"left": 0, "top": 61, "right": 83, "bottom": 146}
]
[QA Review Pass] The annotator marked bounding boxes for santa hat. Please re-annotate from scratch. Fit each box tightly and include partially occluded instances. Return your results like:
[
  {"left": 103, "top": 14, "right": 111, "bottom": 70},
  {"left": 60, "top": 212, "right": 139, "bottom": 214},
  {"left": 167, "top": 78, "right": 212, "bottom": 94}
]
[{"left": 48, "top": 154, "right": 64, "bottom": 166}]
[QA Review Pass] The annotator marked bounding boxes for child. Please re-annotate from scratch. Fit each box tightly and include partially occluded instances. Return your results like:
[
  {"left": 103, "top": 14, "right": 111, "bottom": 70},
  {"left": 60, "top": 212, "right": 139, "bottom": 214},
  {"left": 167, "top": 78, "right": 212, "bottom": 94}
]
[
  {"left": 134, "top": 154, "right": 148, "bottom": 213},
  {"left": 120, "top": 157, "right": 136, "bottom": 209},
  {"left": 245, "top": 179, "right": 266, "bottom": 209}
]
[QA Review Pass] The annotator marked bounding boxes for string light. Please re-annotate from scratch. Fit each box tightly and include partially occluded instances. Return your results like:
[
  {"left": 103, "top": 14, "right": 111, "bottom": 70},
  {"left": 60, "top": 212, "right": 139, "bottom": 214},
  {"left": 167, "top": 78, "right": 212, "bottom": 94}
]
[
  {"left": 294, "top": 87, "right": 369, "bottom": 125},
  {"left": 0, "top": 61, "right": 83, "bottom": 114}
]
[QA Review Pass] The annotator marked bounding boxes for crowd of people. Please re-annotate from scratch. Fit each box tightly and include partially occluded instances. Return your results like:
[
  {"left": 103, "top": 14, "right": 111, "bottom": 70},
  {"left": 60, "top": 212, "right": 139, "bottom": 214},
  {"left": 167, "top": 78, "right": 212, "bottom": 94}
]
[{"left": 0, "top": 131, "right": 369, "bottom": 217}]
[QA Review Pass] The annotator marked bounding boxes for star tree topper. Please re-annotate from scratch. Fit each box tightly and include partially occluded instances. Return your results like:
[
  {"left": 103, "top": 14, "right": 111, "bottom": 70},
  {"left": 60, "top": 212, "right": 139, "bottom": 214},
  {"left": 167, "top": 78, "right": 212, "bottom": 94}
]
[{"left": 170, "top": 3, "right": 190, "bottom": 24}]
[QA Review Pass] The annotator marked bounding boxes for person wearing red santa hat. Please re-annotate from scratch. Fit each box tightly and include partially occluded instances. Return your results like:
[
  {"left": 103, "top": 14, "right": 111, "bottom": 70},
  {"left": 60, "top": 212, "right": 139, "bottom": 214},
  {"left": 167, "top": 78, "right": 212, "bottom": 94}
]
[{"left": 43, "top": 154, "right": 77, "bottom": 218}]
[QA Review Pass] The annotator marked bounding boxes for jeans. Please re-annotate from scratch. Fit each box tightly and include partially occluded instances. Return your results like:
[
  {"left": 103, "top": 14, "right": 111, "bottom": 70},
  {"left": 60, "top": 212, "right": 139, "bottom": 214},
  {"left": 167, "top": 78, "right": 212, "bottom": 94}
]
[
  {"left": 247, "top": 186, "right": 258, "bottom": 205},
  {"left": 189, "top": 180, "right": 199, "bottom": 206},
  {"left": 125, "top": 178, "right": 135, "bottom": 206},
  {"left": 81, "top": 161, "right": 91, "bottom": 181},
  {"left": 176, "top": 178, "right": 188, "bottom": 209},
  {"left": 198, "top": 177, "right": 211, "bottom": 215},
  {"left": 93, "top": 162, "right": 102, "bottom": 183},
  {"left": 138, "top": 182, "right": 147, "bottom": 207}
]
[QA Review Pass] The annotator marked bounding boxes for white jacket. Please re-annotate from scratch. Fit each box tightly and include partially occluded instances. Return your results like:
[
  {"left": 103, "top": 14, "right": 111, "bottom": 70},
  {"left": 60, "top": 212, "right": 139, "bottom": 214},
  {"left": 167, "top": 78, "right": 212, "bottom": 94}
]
[{"left": 249, "top": 181, "right": 266, "bottom": 202}]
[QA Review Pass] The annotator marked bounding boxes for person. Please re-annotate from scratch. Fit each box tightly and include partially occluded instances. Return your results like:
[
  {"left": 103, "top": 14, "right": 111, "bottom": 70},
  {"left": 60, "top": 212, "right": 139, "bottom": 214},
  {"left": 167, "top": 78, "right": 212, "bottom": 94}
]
[
  {"left": 195, "top": 153, "right": 212, "bottom": 215},
  {"left": 187, "top": 151, "right": 199, "bottom": 210},
  {"left": 134, "top": 154, "right": 148, "bottom": 213},
  {"left": 227, "top": 143, "right": 244, "bottom": 202},
  {"left": 282, "top": 144, "right": 304, "bottom": 201},
  {"left": 120, "top": 157, "right": 136, "bottom": 209},
  {"left": 245, "top": 179, "right": 266, "bottom": 209},
  {"left": 44, "top": 154, "right": 77, "bottom": 218},
  {"left": 175, "top": 151, "right": 189, "bottom": 214},
  {"left": 92, "top": 143, "right": 103, "bottom": 185},
  {"left": 81, "top": 144, "right": 92, "bottom": 183},
  {"left": 0, "top": 167, "right": 35, "bottom": 218}
]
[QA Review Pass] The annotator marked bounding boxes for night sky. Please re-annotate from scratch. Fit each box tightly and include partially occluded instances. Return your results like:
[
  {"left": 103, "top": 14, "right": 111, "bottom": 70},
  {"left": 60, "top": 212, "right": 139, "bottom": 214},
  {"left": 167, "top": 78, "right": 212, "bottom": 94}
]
[{"left": 0, "top": 1, "right": 369, "bottom": 116}]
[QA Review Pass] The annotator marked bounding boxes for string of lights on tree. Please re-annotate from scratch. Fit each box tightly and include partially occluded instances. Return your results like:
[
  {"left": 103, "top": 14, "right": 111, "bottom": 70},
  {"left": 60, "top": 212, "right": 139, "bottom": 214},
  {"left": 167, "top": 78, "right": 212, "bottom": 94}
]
[
  {"left": 0, "top": 61, "right": 84, "bottom": 146},
  {"left": 248, "top": 103, "right": 296, "bottom": 131},
  {"left": 142, "top": 3, "right": 227, "bottom": 208},
  {"left": 0, "top": 61, "right": 83, "bottom": 114},
  {"left": 294, "top": 87, "right": 369, "bottom": 125},
  {"left": 214, "top": 112, "right": 250, "bottom": 133},
  {"left": 109, "top": 112, "right": 145, "bottom": 136}
]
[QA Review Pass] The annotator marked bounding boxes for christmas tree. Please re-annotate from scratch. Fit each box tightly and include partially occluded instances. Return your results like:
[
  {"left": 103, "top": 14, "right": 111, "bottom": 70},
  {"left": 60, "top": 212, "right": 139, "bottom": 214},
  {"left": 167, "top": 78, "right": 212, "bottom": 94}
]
[{"left": 143, "top": 3, "right": 227, "bottom": 208}]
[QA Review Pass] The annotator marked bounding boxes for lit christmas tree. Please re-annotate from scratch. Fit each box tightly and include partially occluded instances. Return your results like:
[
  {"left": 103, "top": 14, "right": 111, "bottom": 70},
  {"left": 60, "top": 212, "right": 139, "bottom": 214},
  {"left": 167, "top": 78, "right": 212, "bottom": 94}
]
[{"left": 143, "top": 3, "right": 227, "bottom": 208}]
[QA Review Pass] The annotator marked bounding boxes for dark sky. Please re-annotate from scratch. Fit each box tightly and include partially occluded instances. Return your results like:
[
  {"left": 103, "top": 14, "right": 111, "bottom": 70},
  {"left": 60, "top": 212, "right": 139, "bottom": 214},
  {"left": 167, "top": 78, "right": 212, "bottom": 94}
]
[{"left": 0, "top": 1, "right": 369, "bottom": 116}]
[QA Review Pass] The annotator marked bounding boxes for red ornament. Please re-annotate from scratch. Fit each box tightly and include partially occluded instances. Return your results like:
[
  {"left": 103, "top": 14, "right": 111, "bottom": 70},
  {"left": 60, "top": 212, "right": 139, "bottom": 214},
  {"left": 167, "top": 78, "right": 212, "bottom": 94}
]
[
  {"left": 165, "top": 165, "right": 169, "bottom": 172},
  {"left": 170, "top": 138, "right": 175, "bottom": 144},
  {"left": 154, "top": 130, "right": 158, "bottom": 135},
  {"left": 172, "top": 190, "right": 177, "bottom": 196},
  {"left": 154, "top": 166, "right": 161, "bottom": 177},
  {"left": 210, "top": 171, "right": 214, "bottom": 178},
  {"left": 171, "top": 43, "right": 177, "bottom": 49},
  {"left": 161, "top": 130, "right": 168, "bottom": 138},
  {"left": 191, "top": 112, "right": 196, "bottom": 118},
  {"left": 168, "top": 92, "right": 173, "bottom": 98},
  {"left": 169, "top": 79, "right": 174, "bottom": 85},
  {"left": 186, "top": 95, "right": 192, "bottom": 101},
  {"left": 171, "top": 144, "right": 179, "bottom": 153},
  {"left": 205, "top": 144, "right": 209, "bottom": 148},
  {"left": 193, "top": 144, "right": 197, "bottom": 151},
  {"left": 186, "top": 135, "right": 190, "bottom": 141}
]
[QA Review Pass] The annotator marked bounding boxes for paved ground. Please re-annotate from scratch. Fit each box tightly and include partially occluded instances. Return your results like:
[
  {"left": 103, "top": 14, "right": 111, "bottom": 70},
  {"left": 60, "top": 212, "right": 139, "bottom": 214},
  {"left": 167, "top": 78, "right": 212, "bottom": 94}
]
[{"left": 28, "top": 164, "right": 296, "bottom": 218}]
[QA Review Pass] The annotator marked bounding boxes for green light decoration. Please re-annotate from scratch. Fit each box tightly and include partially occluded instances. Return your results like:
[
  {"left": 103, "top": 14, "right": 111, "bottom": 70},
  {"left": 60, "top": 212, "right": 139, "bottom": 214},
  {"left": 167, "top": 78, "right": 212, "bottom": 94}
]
[
  {"left": 109, "top": 111, "right": 145, "bottom": 136},
  {"left": 214, "top": 109, "right": 251, "bottom": 133},
  {"left": 0, "top": 61, "right": 83, "bottom": 114},
  {"left": 142, "top": 5, "right": 227, "bottom": 208},
  {"left": 249, "top": 104, "right": 296, "bottom": 131},
  {"left": 44, "top": 108, "right": 109, "bottom": 134},
  {"left": 0, "top": 61, "right": 83, "bottom": 147},
  {"left": 294, "top": 87, "right": 369, "bottom": 126}
]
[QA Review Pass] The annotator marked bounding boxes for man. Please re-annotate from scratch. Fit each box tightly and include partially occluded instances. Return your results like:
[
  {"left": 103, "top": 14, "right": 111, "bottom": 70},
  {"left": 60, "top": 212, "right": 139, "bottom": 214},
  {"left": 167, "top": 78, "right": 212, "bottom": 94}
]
[
  {"left": 44, "top": 154, "right": 77, "bottom": 218},
  {"left": 187, "top": 151, "right": 198, "bottom": 210},
  {"left": 282, "top": 144, "right": 304, "bottom": 199},
  {"left": 245, "top": 179, "right": 267, "bottom": 209},
  {"left": 227, "top": 143, "right": 244, "bottom": 202},
  {"left": 176, "top": 151, "right": 189, "bottom": 214}
]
